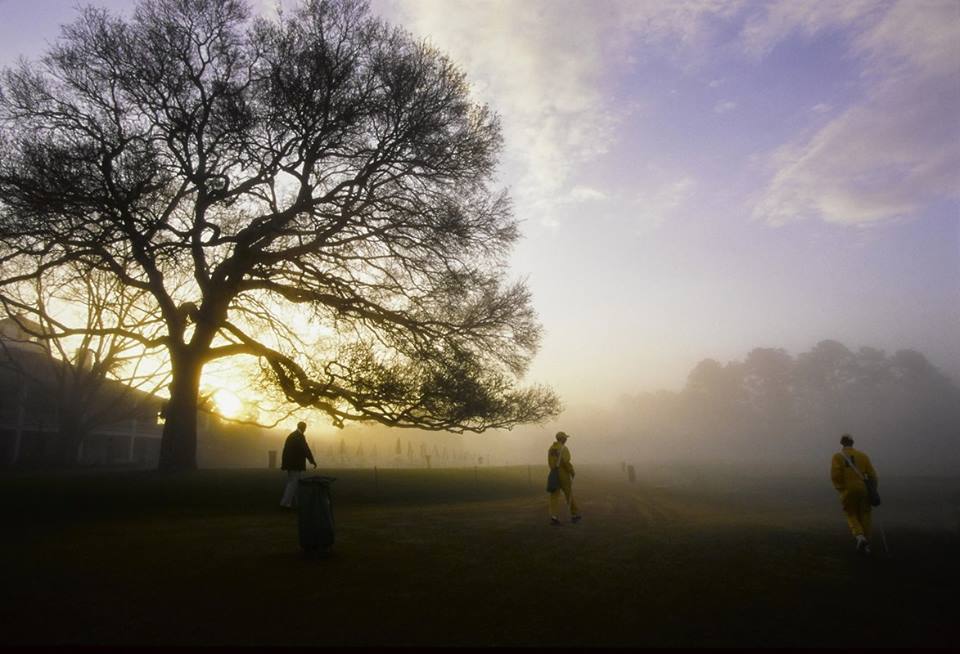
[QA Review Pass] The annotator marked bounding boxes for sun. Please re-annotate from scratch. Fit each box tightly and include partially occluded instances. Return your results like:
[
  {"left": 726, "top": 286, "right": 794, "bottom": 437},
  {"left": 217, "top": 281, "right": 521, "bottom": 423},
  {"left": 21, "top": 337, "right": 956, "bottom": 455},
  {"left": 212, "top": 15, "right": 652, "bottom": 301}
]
[{"left": 212, "top": 388, "right": 243, "bottom": 419}]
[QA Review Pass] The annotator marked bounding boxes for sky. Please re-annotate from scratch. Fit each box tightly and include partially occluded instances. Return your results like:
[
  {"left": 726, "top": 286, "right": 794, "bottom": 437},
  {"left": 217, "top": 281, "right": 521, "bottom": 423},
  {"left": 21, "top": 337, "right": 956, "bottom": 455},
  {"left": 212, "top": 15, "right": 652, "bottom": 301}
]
[{"left": 0, "top": 0, "right": 958, "bottom": 414}]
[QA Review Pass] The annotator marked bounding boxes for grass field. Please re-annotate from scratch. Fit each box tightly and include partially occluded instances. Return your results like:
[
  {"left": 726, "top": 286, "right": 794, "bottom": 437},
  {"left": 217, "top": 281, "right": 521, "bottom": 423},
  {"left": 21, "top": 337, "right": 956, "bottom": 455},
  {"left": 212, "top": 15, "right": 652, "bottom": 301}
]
[{"left": 1, "top": 464, "right": 958, "bottom": 647}]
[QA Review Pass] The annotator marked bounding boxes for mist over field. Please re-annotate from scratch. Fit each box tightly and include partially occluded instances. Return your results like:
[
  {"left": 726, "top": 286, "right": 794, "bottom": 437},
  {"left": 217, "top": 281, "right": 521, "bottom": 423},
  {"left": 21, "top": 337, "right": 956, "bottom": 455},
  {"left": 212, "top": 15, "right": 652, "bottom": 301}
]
[
  {"left": 289, "top": 338, "right": 959, "bottom": 479},
  {"left": 530, "top": 340, "right": 960, "bottom": 475}
]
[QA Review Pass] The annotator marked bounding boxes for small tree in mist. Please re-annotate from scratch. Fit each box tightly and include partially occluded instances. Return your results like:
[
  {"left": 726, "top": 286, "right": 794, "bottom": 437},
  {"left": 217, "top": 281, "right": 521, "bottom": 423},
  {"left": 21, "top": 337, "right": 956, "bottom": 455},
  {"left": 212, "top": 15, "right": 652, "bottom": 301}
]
[{"left": 0, "top": 0, "right": 559, "bottom": 471}]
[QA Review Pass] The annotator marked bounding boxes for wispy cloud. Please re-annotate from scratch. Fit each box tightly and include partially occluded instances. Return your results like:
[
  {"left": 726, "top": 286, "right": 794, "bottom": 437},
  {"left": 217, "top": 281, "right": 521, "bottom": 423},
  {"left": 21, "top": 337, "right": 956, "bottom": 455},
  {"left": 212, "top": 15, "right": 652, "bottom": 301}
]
[
  {"left": 569, "top": 186, "right": 609, "bottom": 203},
  {"left": 739, "top": 0, "right": 884, "bottom": 59},
  {"left": 713, "top": 100, "right": 737, "bottom": 114},
  {"left": 634, "top": 176, "right": 696, "bottom": 231},
  {"left": 749, "top": 0, "right": 960, "bottom": 225},
  {"left": 373, "top": 0, "right": 744, "bottom": 224},
  {"left": 374, "top": 0, "right": 614, "bottom": 219},
  {"left": 371, "top": 0, "right": 957, "bottom": 230}
]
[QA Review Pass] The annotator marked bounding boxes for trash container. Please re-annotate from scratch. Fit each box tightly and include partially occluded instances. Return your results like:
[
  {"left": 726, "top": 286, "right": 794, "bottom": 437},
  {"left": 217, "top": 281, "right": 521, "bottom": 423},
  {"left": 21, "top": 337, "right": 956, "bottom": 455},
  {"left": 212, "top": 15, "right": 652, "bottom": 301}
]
[{"left": 297, "top": 475, "right": 336, "bottom": 551}]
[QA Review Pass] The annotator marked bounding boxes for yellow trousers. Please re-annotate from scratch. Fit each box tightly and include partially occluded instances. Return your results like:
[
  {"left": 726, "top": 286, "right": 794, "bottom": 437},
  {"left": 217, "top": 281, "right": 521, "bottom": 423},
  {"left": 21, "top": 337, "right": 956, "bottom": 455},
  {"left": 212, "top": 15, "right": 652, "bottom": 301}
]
[
  {"left": 549, "top": 481, "right": 579, "bottom": 517},
  {"left": 841, "top": 489, "right": 872, "bottom": 538}
]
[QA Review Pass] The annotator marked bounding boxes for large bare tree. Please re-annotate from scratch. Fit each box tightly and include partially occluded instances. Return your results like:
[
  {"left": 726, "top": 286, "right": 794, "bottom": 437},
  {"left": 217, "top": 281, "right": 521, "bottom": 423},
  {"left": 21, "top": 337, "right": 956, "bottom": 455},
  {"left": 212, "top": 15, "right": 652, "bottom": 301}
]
[{"left": 0, "top": 0, "right": 560, "bottom": 470}]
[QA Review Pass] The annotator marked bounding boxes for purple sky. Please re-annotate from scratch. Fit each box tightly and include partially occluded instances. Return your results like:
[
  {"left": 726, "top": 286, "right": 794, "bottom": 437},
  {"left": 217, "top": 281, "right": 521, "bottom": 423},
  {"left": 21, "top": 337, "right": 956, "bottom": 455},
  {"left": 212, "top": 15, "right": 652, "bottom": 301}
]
[{"left": 1, "top": 0, "right": 958, "bottom": 407}]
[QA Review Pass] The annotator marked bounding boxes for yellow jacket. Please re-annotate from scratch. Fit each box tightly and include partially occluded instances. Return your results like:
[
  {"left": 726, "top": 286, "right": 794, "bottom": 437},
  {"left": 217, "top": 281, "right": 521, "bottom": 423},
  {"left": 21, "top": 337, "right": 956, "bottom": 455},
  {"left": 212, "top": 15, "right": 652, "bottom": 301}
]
[
  {"left": 830, "top": 446, "right": 877, "bottom": 493},
  {"left": 548, "top": 442, "right": 575, "bottom": 480}
]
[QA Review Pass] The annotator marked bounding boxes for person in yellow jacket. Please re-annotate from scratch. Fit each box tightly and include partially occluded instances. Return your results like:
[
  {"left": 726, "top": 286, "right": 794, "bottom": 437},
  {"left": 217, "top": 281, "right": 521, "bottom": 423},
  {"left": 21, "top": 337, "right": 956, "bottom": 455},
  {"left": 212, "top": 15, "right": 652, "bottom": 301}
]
[
  {"left": 548, "top": 431, "right": 581, "bottom": 525},
  {"left": 830, "top": 433, "right": 879, "bottom": 555}
]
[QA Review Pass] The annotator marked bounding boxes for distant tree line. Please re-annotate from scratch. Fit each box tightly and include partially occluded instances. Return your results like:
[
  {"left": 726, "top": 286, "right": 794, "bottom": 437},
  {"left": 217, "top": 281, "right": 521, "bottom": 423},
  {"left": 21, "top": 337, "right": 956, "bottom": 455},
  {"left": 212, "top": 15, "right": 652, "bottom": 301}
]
[{"left": 615, "top": 340, "right": 960, "bottom": 471}]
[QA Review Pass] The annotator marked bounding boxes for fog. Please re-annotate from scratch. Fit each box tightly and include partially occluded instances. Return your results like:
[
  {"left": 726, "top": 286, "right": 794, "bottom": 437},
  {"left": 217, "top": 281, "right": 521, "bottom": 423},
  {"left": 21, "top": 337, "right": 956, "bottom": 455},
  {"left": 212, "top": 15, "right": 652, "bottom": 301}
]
[
  {"left": 252, "top": 338, "right": 958, "bottom": 478},
  {"left": 490, "top": 339, "right": 960, "bottom": 476}
]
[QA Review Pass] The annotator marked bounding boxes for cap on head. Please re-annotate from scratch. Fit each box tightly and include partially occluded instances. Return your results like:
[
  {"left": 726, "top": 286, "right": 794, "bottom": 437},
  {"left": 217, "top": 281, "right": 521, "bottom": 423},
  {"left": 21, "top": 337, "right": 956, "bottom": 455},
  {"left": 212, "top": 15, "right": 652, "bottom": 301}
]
[
  {"left": 297, "top": 421, "right": 307, "bottom": 431},
  {"left": 556, "top": 431, "right": 569, "bottom": 442},
  {"left": 840, "top": 434, "right": 854, "bottom": 447}
]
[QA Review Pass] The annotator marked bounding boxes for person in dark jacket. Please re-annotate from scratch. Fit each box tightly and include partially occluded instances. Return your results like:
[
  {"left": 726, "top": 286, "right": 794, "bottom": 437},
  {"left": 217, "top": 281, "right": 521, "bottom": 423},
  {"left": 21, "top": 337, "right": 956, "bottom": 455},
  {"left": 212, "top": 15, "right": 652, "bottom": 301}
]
[{"left": 280, "top": 421, "right": 316, "bottom": 508}]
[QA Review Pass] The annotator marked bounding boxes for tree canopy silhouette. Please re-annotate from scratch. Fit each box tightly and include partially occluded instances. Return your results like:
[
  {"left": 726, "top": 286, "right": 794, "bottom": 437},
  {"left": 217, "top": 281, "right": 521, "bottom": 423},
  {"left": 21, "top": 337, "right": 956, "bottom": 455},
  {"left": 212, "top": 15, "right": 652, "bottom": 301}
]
[{"left": 0, "top": 0, "right": 560, "bottom": 471}]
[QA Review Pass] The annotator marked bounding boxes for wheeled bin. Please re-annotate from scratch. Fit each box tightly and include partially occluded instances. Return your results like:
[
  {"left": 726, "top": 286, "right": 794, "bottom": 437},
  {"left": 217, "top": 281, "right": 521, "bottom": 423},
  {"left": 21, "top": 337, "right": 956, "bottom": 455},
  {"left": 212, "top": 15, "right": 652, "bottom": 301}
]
[{"left": 297, "top": 475, "right": 336, "bottom": 551}]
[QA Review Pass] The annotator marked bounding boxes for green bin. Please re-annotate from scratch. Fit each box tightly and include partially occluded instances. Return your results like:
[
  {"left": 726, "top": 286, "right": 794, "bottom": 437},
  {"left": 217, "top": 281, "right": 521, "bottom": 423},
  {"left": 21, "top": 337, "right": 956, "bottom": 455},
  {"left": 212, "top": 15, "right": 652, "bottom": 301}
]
[{"left": 297, "top": 476, "right": 336, "bottom": 551}]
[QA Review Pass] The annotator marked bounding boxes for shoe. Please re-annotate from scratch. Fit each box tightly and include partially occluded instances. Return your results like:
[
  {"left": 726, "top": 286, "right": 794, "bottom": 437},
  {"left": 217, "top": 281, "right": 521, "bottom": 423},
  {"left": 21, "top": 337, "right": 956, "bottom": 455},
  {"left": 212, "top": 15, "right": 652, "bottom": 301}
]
[
  {"left": 571, "top": 515, "right": 582, "bottom": 523},
  {"left": 855, "top": 535, "right": 867, "bottom": 553},
  {"left": 550, "top": 517, "right": 560, "bottom": 526}
]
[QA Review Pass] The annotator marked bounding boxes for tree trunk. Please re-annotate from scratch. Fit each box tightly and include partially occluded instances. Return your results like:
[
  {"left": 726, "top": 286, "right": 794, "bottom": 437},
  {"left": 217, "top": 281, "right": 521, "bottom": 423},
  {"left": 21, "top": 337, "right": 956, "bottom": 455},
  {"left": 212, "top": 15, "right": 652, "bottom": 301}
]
[
  {"left": 158, "top": 355, "right": 201, "bottom": 471},
  {"left": 53, "top": 400, "right": 87, "bottom": 466},
  {"left": 54, "top": 423, "right": 86, "bottom": 467}
]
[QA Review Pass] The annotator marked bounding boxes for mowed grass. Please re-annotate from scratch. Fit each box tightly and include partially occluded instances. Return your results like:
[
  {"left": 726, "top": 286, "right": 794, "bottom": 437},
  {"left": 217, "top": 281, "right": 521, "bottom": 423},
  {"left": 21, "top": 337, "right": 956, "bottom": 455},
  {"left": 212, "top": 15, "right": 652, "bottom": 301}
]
[{"left": 1, "top": 464, "right": 958, "bottom": 647}]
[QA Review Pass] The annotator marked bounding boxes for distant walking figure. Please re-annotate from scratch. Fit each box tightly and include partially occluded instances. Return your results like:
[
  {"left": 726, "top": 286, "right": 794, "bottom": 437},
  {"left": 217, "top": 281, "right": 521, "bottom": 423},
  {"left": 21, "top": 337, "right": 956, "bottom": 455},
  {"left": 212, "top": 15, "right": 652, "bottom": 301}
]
[
  {"left": 830, "top": 434, "right": 879, "bottom": 555},
  {"left": 547, "top": 431, "right": 581, "bottom": 525},
  {"left": 280, "top": 421, "right": 316, "bottom": 508}
]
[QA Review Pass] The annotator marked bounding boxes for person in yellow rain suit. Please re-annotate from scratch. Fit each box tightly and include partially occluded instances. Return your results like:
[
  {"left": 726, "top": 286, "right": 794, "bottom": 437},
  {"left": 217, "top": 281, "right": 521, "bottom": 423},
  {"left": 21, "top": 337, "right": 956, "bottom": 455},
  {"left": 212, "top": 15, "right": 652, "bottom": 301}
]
[
  {"left": 830, "top": 433, "right": 879, "bottom": 555},
  {"left": 548, "top": 431, "right": 581, "bottom": 525}
]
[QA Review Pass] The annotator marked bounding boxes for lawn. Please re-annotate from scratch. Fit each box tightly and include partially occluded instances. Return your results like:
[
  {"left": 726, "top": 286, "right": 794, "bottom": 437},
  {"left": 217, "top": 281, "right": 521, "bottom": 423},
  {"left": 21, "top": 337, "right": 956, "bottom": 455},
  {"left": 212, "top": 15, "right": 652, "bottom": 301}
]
[{"left": 1, "top": 464, "right": 958, "bottom": 647}]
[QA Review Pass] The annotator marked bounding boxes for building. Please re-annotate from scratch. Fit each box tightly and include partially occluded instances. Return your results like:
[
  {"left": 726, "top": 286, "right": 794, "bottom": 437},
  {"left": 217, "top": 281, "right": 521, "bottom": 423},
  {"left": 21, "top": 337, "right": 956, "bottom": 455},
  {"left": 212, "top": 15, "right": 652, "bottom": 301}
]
[{"left": 0, "top": 316, "right": 276, "bottom": 468}]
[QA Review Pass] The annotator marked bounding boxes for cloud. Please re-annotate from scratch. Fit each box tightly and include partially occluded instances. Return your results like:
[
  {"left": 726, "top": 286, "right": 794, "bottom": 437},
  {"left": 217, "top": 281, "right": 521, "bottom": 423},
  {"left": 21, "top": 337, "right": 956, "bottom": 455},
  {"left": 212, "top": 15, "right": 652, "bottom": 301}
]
[
  {"left": 634, "top": 176, "right": 696, "bottom": 230},
  {"left": 739, "top": 0, "right": 884, "bottom": 59},
  {"left": 372, "top": 0, "right": 744, "bottom": 224},
  {"left": 713, "top": 100, "right": 737, "bottom": 114},
  {"left": 370, "top": 1, "right": 957, "bottom": 229},
  {"left": 749, "top": 0, "right": 960, "bottom": 225},
  {"left": 569, "top": 186, "right": 609, "bottom": 203},
  {"left": 372, "top": 1, "right": 613, "bottom": 216}
]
